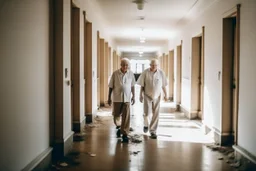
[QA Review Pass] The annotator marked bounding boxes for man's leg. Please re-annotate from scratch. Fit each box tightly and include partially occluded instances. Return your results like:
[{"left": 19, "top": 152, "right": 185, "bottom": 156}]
[
  {"left": 143, "top": 95, "right": 152, "bottom": 133},
  {"left": 120, "top": 102, "right": 130, "bottom": 142},
  {"left": 149, "top": 95, "right": 161, "bottom": 138},
  {"left": 113, "top": 102, "right": 122, "bottom": 137}
]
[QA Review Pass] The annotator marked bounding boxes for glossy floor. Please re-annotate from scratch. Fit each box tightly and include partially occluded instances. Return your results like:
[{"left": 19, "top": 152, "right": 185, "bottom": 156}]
[{"left": 59, "top": 100, "right": 236, "bottom": 171}]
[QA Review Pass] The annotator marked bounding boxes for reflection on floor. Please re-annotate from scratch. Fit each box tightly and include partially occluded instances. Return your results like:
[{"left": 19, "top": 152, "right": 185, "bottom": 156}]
[{"left": 52, "top": 98, "right": 238, "bottom": 171}]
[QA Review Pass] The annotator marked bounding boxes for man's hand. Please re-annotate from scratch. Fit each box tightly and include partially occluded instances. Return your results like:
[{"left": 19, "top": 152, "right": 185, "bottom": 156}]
[
  {"left": 140, "top": 95, "right": 143, "bottom": 103},
  {"left": 108, "top": 99, "right": 112, "bottom": 106},
  {"left": 131, "top": 97, "right": 135, "bottom": 105}
]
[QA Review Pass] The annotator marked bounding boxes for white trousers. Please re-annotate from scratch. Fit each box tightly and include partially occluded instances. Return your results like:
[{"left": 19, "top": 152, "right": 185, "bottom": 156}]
[{"left": 143, "top": 95, "right": 161, "bottom": 134}]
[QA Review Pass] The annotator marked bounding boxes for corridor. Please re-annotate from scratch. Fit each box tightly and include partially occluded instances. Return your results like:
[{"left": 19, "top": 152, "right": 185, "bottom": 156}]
[
  {"left": 1, "top": 0, "right": 256, "bottom": 170},
  {"left": 53, "top": 86, "right": 236, "bottom": 171}
]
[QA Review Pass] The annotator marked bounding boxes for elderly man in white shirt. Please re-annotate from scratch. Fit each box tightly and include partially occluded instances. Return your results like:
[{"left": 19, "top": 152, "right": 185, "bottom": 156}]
[
  {"left": 137, "top": 59, "right": 167, "bottom": 139},
  {"left": 108, "top": 58, "right": 135, "bottom": 143}
]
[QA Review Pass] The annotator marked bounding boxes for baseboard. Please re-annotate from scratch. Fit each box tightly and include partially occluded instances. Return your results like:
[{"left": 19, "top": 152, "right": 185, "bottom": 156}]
[
  {"left": 233, "top": 145, "right": 256, "bottom": 164},
  {"left": 179, "top": 104, "right": 189, "bottom": 116},
  {"left": 22, "top": 147, "right": 53, "bottom": 171},
  {"left": 179, "top": 105, "right": 198, "bottom": 119},
  {"left": 72, "top": 117, "right": 86, "bottom": 132},
  {"left": 190, "top": 110, "right": 198, "bottom": 119},
  {"left": 86, "top": 114, "right": 93, "bottom": 123},
  {"left": 212, "top": 127, "right": 234, "bottom": 145},
  {"left": 168, "top": 96, "right": 174, "bottom": 101},
  {"left": 53, "top": 131, "right": 74, "bottom": 160}
]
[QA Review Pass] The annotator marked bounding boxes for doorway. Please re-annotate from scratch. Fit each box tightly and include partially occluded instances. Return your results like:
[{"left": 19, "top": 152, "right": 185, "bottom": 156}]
[
  {"left": 176, "top": 44, "right": 182, "bottom": 105},
  {"left": 71, "top": 4, "right": 80, "bottom": 132},
  {"left": 169, "top": 50, "right": 174, "bottom": 101},
  {"left": 97, "top": 31, "right": 100, "bottom": 108},
  {"left": 84, "top": 11, "right": 93, "bottom": 122},
  {"left": 221, "top": 5, "right": 240, "bottom": 145},
  {"left": 191, "top": 27, "right": 205, "bottom": 119}
]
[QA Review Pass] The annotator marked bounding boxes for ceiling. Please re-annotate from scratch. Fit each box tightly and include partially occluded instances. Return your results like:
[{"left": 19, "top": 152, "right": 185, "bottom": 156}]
[{"left": 95, "top": 0, "right": 199, "bottom": 54}]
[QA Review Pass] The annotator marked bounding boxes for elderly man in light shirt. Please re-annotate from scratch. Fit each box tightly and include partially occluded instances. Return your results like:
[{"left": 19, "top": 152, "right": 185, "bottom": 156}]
[
  {"left": 108, "top": 58, "right": 135, "bottom": 143},
  {"left": 137, "top": 59, "right": 167, "bottom": 139}
]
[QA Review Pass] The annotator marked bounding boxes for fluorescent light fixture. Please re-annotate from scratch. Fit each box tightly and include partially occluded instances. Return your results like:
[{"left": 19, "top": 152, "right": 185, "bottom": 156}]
[
  {"left": 137, "top": 3, "right": 144, "bottom": 10},
  {"left": 140, "top": 40, "right": 145, "bottom": 43},
  {"left": 139, "top": 51, "right": 144, "bottom": 54}
]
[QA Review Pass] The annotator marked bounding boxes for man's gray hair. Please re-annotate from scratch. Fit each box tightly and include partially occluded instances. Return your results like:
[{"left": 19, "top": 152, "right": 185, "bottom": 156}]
[
  {"left": 120, "top": 58, "right": 130, "bottom": 65},
  {"left": 150, "top": 59, "right": 159, "bottom": 65}
]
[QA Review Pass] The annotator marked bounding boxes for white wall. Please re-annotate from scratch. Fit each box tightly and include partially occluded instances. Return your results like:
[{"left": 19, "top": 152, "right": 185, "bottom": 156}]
[
  {"left": 63, "top": 0, "right": 72, "bottom": 140},
  {"left": 74, "top": 0, "right": 115, "bottom": 114},
  {"left": 0, "top": 0, "right": 51, "bottom": 170},
  {"left": 238, "top": 0, "right": 256, "bottom": 157},
  {"left": 169, "top": 0, "right": 256, "bottom": 156}
]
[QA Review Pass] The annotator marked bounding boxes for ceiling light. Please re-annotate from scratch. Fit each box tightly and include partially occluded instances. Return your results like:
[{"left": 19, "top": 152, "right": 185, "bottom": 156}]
[
  {"left": 132, "top": 0, "right": 147, "bottom": 10},
  {"left": 139, "top": 54, "right": 142, "bottom": 57},
  {"left": 140, "top": 40, "right": 145, "bottom": 43},
  {"left": 139, "top": 51, "right": 144, "bottom": 54},
  {"left": 137, "top": 3, "right": 144, "bottom": 10}
]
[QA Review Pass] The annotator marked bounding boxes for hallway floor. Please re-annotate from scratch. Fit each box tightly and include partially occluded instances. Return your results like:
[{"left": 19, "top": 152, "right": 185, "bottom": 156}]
[{"left": 53, "top": 96, "right": 237, "bottom": 171}]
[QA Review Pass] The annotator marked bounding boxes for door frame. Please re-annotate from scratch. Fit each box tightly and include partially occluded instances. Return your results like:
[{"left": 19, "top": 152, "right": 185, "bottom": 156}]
[
  {"left": 221, "top": 4, "right": 240, "bottom": 145},
  {"left": 169, "top": 50, "right": 174, "bottom": 101},
  {"left": 176, "top": 42, "right": 182, "bottom": 105},
  {"left": 190, "top": 35, "right": 202, "bottom": 119},
  {"left": 71, "top": 4, "right": 81, "bottom": 132},
  {"left": 190, "top": 26, "right": 205, "bottom": 119},
  {"left": 97, "top": 31, "right": 100, "bottom": 107}
]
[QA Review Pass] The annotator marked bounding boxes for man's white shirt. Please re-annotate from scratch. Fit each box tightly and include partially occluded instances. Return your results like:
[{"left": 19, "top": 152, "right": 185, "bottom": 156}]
[
  {"left": 137, "top": 68, "right": 167, "bottom": 100},
  {"left": 108, "top": 69, "right": 135, "bottom": 102}
]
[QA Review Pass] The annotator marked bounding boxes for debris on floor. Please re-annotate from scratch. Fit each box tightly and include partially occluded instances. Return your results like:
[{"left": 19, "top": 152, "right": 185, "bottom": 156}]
[
  {"left": 50, "top": 164, "right": 60, "bottom": 170},
  {"left": 206, "top": 144, "right": 234, "bottom": 154},
  {"left": 230, "top": 161, "right": 241, "bottom": 168},
  {"left": 69, "top": 151, "right": 80, "bottom": 158},
  {"left": 73, "top": 133, "right": 86, "bottom": 142},
  {"left": 59, "top": 162, "right": 68, "bottom": 167},
  {"left": 218, "top": 157, "right": 224, "bottom": 160},
  {"left": 84, "top": 117, "right": 103, "bottom": 129},
  {"left": 205, "top": 144, "right": 246, "bottom": 169},
  {"left": 85, "top": 123, "right": 100, "bottom": 128},
  {"left": 87, "top": 152, "right": 97, "bottom": 157},
  {"left": 129, "top": 151, "right": 141, "bottom": 156},
  {"left": 129, "top": 134, "right": 143, "bottom": 143}
]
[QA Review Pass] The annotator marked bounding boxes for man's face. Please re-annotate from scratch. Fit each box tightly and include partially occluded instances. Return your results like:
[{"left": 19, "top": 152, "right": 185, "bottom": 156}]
[
  {"left": 150, "top": 63, "right": 158, "bottom": 71},
  {"left": 121, "top": 62, "right": 129, "bottom": 72}
]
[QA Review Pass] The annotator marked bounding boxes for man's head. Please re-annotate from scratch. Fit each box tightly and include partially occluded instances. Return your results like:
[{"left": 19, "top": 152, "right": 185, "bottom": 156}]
[
  {"left": 120, "top": 58, "right": 130, "bottom": 73},
  {"left": 150, "top": 59, "right": 159, "bottom": 72}
]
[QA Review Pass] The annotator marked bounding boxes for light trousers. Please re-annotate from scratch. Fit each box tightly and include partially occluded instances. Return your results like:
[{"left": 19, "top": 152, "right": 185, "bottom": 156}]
[
  {"left": 143, "top": 95, "right": 161, "bottom": 134},
  {"left": 112, "top": 102, "right": 130, "bottom": 136}
]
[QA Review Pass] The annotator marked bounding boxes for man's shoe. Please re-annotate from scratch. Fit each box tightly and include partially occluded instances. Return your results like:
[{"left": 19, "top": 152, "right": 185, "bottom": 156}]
[
  {"left": 143, "top": 126, "right": 148, "bottom": 133},
  {"left": 116, "top": 129, "right": 121, "bottom": 137},
  {"left": 122, "top": 135, "right": 129, "bottom": 143},
  {"left": 150, "top": 133, "right": 157, "bottom": 139},
  {"left": 129, "top": 127, "right": 134, "bottom": 132}
]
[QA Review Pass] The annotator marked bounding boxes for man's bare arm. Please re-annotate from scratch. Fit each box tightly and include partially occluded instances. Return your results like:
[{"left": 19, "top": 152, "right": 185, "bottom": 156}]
[
  {"left": 108, "top": 88, "right": 113, "bottom": 106},
  {"left": 131, "top": 86, "right": 135, "bottom": 105},
  {"left": 162, "top": 86, "right": 168, "bottom": 101},
  {"left": 140, "top": 86, "right": 144, "bottom": 103}
]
